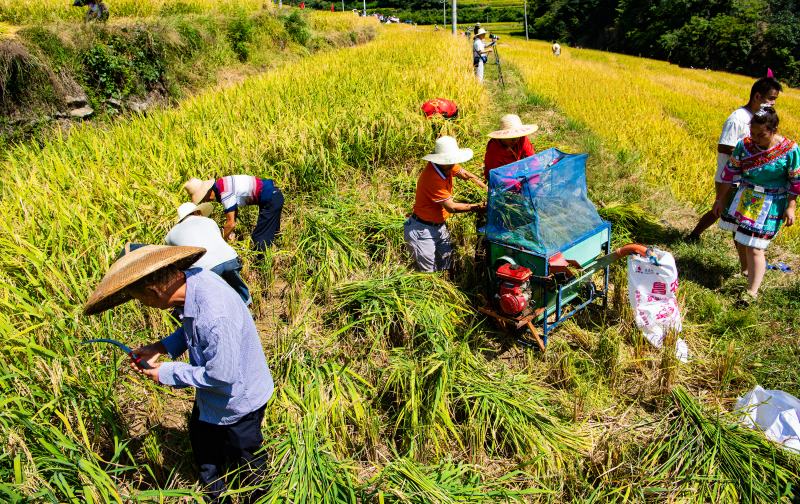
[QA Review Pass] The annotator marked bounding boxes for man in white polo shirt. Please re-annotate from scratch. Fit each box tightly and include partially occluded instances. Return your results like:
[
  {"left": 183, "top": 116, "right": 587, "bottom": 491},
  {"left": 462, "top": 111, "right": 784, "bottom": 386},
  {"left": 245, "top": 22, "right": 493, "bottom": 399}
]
[{"left": 165, "top": 202, "right": 251, "bottom": 305}]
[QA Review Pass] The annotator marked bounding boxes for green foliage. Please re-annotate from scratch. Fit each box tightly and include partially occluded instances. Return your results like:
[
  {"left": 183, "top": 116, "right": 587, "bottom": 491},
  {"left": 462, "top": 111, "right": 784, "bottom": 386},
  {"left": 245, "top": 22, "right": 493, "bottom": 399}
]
[
  {"left": 226, "top": 11, "right": 257, "bottom": 62},
  {"left": 159, "top": 1, "right": 203, "bottom": 15},
  {"left": 80, "top": 27, "right": 167, "bottom": 98},
  {"left": 17, "top": 26, "right": 76, "bottom": 73},
  {"left": 282, "top": 10, "right": 312, "bottom": 46}
]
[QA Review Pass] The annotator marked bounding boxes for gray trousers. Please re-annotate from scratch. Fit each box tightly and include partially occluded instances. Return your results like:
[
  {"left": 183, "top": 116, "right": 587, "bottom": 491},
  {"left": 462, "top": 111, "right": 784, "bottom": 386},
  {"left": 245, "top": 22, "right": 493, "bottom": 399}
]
[{"left": 403, "top": 218, "right": 452, "bottom": 272}]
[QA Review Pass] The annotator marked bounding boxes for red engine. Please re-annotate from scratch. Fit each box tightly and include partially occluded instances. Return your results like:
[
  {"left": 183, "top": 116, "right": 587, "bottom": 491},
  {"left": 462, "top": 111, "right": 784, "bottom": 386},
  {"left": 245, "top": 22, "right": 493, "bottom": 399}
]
[{"left": 495, "top": 263, "right": 533, "bottom": 316}]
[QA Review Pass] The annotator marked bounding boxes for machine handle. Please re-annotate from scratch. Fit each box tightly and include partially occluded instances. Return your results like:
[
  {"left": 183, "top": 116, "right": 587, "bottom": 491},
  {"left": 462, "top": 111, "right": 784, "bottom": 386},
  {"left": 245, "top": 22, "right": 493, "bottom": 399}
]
[
  {"left": 613, "top": 243, "right": 649, "bottom": 259},
  {"left": 613, "top": 243, "right": 660, "bottom": 266}
]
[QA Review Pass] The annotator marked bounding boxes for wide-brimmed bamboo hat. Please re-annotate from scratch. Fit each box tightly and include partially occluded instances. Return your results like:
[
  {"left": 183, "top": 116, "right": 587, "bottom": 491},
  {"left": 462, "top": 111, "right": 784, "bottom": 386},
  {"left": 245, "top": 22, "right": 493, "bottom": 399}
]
[
  {"left": 422, "top": 136, "right": 473, "bottom": 165},
  {"left": 184, "top": 178, "right": 215, "bottom": 205},
  {"left": 177, "top": 202, "right": 213, "bottom": 222},
  {"left": 488, "top": 114, "right": 539, "bottom": 139},
  {"left": 475, "top": 28, "right": 487, "bottom": 37},
  {"left": 84, "top": 244, "right": 206, "bottom": 315}
]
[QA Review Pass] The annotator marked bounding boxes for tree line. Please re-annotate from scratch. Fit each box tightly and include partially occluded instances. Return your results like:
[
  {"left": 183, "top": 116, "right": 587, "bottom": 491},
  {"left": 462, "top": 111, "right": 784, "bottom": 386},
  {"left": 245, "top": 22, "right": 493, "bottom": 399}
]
[{"left": 527, "top": 0, "right": 799, "bottom": 87}]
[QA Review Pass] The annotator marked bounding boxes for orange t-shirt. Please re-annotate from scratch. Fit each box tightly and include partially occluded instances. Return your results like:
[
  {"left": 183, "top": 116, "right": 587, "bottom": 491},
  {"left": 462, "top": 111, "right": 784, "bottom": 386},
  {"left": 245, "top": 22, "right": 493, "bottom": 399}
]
[{"left": 412, "top": 162, "right": 463, "bottom": 224}]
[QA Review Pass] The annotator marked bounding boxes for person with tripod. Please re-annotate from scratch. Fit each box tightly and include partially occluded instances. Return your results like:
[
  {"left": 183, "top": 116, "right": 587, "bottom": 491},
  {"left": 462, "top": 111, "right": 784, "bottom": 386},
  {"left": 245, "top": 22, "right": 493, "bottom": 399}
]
[{"left": 473, "top": 29, "right": 494, "bottom": 83}]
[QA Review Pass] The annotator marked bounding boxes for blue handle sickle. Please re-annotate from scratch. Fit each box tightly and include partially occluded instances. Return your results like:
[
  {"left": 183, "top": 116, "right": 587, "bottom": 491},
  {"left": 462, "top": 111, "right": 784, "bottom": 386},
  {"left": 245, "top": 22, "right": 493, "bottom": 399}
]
[{"left": 83, "top": 338, "right": 153, "bottom": 369}]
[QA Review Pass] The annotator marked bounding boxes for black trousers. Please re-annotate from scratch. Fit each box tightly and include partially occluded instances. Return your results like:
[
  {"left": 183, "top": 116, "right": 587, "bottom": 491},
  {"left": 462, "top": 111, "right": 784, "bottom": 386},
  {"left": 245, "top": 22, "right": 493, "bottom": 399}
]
[
  {"left": 189, "top": 402, "right": 268, "bottom": 503},
  {"left": 252, "top": 188, "right": 284, "bottom": 252}
]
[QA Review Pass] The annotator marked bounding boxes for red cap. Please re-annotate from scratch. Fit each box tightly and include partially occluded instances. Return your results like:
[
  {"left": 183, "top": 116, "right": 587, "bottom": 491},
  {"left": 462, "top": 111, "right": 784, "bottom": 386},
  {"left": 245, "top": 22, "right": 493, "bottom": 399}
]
[{"left": 421, "top": 98, "right": 458, "bottom": 119}]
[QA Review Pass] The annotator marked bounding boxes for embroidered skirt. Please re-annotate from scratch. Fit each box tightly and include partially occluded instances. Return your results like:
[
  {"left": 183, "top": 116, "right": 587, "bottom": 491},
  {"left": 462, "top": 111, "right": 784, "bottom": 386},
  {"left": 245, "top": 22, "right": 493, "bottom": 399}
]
[{"left": 718, "top": 184, "right": 787, "bottom": 249}]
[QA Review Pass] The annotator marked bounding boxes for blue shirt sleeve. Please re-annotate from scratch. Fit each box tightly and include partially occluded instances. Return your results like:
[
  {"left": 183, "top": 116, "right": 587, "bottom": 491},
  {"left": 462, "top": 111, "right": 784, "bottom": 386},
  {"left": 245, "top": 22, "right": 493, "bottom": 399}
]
[
  {"left": 158, "top": 317, "right": 241, "bottom": 389},
  {"left": 160, "top": 326, "right": 188, "bottom": 359}
]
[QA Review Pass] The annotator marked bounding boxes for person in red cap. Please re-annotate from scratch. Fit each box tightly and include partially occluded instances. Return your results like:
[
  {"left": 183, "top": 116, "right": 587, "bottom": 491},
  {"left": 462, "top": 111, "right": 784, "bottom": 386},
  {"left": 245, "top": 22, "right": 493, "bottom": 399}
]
[{"left": 421, "top": 98, "right": 458, "bottom": 120}]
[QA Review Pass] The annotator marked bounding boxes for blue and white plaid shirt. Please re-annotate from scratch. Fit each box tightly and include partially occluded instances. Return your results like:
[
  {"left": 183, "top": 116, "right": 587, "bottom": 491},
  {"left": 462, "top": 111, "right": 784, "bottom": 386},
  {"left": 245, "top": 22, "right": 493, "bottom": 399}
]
[{"left": 158, "top": 269, "right": 273, "bottom": 425}]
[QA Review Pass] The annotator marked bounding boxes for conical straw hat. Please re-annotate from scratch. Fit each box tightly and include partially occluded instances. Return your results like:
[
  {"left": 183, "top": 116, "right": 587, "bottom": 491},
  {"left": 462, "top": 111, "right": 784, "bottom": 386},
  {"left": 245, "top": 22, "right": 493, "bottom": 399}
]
[
  {"left": 84, "top": 244, "right": 206, "bottom": 315},
  {"left": 487, "top": 114, "right": 539, "bottom": 139},
  {"left": 184, "top": 178, "right": 215, "bottom": 205}
]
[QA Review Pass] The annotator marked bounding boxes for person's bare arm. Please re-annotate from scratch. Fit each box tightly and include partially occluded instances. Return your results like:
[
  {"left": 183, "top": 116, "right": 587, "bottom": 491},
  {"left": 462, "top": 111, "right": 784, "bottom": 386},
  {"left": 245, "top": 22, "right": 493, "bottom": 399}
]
[
  {"left": 712, "top": 184, "right": 734, "bottom": 217},
  {"left": 222, "top": 211, "right": 237, "bottom": 241},
  {"left": 441, "top": 198, "right": 483, "bottom": 214},
  {"left": 718, "top": 144, "right": 735, "bottom": 155},
  {"left": 455, "top": 168, "right": 488, "bottom": 190}
]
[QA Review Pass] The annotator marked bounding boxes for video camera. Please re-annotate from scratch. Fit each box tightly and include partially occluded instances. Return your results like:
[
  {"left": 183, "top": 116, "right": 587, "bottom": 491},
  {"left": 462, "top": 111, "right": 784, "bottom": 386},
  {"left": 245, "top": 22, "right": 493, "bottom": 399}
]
[{"left": 489, "top": 34, "right": 500, "bottom": 41}]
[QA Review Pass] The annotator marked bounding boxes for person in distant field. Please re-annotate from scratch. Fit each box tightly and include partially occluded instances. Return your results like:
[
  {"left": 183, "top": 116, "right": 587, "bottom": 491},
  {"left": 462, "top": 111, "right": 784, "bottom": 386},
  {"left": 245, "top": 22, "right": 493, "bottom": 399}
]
[
  {"left": 331, "top": 3, "right": 334, "bottom": 11},
  {"left": 473, "top": 29, "right": 493, "bottom": 83},
  {"left": 713, "top": 107, "right": 799, "bottom": 305},
  {"left": 165, "top": 202, "right": 251, "bottom": 305},
  {"left": 434, "top": 24, "right": 439, "bottom": 31},
  {"left": 73, "top": 0, "right": 109, "bottom": 22},
  {"left": 551, "top": 41, "right": 561, "bottom": 56},
  {"left": 83, "top": 245, "right": 273, "bottom": 503},
  {"left": 299, "top": 1, "right": 305, "bottom": 8},
  {"left": 688, "top": 76, "right": 783, "bottom": 242},
  {"left": 473, "top": 22, "right": 481, "bottom": 35},
  {"left": 421, "top": 98, "right": 458, "bottom": 120},
  {"left": 184, "top": 175, "right": 284, "bottom": 255},
  {"left": 404, "top": 136, "right": 487, "bottom": 273},
  {"left": 483, "top": 114, "right": 538, "bottom": 180}
]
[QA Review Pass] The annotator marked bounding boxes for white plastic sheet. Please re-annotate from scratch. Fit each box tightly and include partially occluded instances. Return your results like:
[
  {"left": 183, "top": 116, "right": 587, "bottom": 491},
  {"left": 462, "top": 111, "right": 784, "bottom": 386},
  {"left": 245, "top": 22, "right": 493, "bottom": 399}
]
[
  {"left": 627, "top": 248, "right": 688, "bottom": 362},
  {"left": 736, "top": 385, "right": 800, "bottom": 453}
]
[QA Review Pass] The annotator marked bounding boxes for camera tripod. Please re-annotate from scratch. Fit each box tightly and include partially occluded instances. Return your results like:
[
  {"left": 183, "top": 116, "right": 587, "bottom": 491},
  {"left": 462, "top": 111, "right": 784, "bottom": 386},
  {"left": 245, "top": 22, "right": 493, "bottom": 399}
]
[{"left": 490, "top": 39, "right": 505, "bottom": 88}]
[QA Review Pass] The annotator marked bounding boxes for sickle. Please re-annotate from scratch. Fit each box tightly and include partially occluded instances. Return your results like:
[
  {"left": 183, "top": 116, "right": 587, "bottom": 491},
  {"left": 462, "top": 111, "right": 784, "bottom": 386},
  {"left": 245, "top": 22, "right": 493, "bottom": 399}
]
[{"left": 83, "top": 338, "right": 153, "bottom": 369}]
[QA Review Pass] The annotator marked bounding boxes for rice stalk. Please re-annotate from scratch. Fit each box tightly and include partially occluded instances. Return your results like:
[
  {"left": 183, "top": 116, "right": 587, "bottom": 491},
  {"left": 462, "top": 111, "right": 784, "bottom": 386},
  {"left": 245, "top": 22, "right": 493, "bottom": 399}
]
[{"left": 638, "top": 386, "right": 800, "bottom": 502}]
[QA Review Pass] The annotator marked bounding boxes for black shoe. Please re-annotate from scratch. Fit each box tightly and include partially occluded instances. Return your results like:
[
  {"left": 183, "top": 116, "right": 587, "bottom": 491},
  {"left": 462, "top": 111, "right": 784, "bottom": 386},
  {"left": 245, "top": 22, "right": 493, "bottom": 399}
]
[{"left": 685, "top": 232, "right": 701, "bottom": 243}]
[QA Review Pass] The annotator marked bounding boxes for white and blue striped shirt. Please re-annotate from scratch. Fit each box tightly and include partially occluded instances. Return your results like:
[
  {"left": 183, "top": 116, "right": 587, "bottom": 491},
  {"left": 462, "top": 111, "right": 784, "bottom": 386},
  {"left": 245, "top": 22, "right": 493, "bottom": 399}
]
[{"left": 158, "top": 269, "right": 273, "bottom": 425}]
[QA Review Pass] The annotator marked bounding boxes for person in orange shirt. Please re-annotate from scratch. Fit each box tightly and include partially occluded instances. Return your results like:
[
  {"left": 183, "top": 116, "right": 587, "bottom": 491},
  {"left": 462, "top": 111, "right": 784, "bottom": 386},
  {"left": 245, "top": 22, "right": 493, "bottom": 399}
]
[
  {"left": 404, "top": 136, "right": 487, "bottom": 272},
  {"left": 483, "top": 114, "right": 538, "bottom": 180}
]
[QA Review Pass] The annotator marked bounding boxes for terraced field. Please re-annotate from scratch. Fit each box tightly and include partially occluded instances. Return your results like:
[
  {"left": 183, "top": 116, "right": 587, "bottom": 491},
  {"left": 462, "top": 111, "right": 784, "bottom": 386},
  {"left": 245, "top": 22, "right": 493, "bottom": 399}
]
[{"left": 3, "top": 17, "right": 800, "bottom": 503}]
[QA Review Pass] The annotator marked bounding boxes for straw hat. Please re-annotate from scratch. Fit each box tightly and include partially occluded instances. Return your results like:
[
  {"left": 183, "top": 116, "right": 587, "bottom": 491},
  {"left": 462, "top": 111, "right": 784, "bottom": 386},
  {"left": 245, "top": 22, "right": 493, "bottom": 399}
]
[
  {"left": 184, "top": 178, "right": 215, "bottom": 205},
  {"left": 177, "top": 202, "right": 213, "bottom": 222},
  {"left": 422, "top": 136, "right": 473, "bottom": 165},
  {"left": 84, "top": 244, "right": 206, "bottom": 315},
  {"left": 475, "top": 28, "right": 487, "bottom": 37},
  {"left": 487, "top": 114, "right": 539, "bottom": 139}
]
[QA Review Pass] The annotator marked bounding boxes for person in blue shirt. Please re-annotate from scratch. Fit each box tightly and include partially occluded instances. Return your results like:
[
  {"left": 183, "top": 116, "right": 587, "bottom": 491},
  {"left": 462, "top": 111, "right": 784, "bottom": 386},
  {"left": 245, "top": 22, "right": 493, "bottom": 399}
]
[{"left": 84, "top": 244, "right": 273, "bottom": 503}]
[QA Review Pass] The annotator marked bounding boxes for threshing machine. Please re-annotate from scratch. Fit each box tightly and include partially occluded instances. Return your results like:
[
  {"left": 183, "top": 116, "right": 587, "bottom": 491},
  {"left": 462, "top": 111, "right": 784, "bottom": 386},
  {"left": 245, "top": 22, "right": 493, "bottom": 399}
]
[{"left": 478, "top": 148, "right": 651, "bottom": 350}]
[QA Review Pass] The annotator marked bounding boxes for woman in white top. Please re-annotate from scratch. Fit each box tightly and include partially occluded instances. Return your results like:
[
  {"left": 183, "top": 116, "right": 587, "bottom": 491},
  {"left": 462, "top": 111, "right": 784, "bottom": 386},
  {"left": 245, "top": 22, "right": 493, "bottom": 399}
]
[{"left": 165, "top": 202, "right": 251, "bottom": 305}]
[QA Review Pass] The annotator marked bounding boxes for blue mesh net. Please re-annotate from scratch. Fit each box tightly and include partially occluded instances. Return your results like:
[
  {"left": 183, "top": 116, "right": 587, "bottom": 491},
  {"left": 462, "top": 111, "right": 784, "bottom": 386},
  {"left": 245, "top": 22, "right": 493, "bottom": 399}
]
[{"left": 486, "top": 148, "right": 606, "bottom": 255}]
